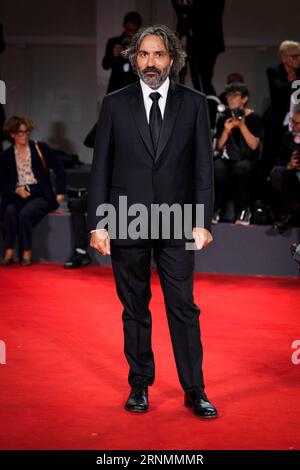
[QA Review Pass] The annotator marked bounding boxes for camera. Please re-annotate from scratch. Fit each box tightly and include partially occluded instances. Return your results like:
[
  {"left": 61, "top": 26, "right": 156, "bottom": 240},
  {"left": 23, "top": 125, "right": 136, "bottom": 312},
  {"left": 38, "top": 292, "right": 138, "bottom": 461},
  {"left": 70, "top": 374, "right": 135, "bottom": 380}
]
[
  {"left": 232, "top": 107, "right": 244, "bottom": 121},
  {"left": 217, "top": 103, "right": 244, "bottom": 121}
]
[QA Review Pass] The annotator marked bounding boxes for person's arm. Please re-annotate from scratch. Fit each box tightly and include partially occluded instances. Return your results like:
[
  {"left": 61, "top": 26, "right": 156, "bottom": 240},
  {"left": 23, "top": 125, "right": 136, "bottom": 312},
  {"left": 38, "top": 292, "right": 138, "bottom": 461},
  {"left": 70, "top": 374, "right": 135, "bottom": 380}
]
[
  {"left": 237, "top": 120, "right": 260, "bottom": 151},
  {"left": 193, "top": 95, "right": 214, "bottom": 248},
  {"left": 217, "top": 118, "right": 235, "bottom": 150},
  {"left": 88, "top": 96, "right": 114, "bottom": 255}
]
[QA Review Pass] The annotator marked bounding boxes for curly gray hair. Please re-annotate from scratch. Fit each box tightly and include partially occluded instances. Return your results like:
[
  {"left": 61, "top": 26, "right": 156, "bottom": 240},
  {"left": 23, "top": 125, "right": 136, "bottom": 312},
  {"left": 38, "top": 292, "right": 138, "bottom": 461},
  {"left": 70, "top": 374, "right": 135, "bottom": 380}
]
[{"left": 123, "top": 24, "right": 186, "bottom": 77}]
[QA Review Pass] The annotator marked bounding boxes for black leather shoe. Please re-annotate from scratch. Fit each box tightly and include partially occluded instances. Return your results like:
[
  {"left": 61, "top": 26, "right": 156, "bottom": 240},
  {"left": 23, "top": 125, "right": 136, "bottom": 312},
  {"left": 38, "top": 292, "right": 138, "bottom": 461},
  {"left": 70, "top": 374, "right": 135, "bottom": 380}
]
[
  {"left": 20, "top": 258, "right": 32, "bottom": 267},
  {"left": 185, "top": 391, "right": 218, "bottom": 419},
  {"left": 0, "top": 257, "right": 14, "bottom": 266},
  {"left": 64, "top": 252, "right": 91, "bottom": 269},
  {"left": 125, "top": 386, "right": 149, "bottom": 413}
]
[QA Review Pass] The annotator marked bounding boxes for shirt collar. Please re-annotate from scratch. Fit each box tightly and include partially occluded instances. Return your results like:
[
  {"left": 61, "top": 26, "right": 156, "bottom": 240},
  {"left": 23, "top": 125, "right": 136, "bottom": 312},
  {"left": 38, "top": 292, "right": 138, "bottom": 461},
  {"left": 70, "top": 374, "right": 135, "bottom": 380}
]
[{"left": 140, "top": 76, "right": 170, "bottom": 101}]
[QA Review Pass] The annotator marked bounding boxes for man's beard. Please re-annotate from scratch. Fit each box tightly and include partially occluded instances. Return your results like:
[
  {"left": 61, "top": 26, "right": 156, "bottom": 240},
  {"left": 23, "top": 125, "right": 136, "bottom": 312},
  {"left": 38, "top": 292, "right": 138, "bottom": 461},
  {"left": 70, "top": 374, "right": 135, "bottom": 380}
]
[{"left": 138, "top": 65, "right": 171, "bottom": 89}]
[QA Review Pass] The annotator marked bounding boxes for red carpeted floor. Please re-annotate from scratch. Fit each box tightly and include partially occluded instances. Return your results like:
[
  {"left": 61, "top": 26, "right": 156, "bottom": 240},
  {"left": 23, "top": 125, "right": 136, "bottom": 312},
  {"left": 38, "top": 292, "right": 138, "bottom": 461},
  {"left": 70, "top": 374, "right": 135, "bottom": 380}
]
[{"left": 0, "top": 264, "right": 299, "bottom": 450}]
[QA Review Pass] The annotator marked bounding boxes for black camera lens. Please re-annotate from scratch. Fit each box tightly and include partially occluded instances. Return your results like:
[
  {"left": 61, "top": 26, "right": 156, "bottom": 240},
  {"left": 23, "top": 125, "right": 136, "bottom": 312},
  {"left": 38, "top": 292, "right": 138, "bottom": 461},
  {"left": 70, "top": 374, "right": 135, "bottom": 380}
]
[{"left": 232, "top": 108, "right": 244, "bottom": 120}]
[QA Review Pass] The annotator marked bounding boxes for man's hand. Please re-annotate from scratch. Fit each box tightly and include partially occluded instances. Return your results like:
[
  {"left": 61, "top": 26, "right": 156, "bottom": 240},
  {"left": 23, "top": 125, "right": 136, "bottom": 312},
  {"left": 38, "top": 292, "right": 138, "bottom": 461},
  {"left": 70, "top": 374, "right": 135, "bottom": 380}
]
[
  {"left": 56, "top": 194, "right": 65, "bottom": 203},
  {"left": 231, "top": 117, "right": 245, "bottom": 129},
  {"left": 90, "top": 230, "right": 111, "bottom": 255},
  {"left": 15, "top": 186, "right": 30, "bottom": 199},
  {"left": 113, "top": 44, "right": 122, "bottom": 58},
  {"left": 192, "top": 227, "right": 213, "bottom": 250}
]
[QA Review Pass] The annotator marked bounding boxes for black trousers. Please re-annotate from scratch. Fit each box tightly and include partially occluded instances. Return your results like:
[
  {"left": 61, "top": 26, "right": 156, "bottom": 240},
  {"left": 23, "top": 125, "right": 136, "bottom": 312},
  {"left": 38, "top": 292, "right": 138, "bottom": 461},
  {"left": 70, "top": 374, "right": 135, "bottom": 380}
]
[
  {"left": 68, "top": 193, "right": 88, "bottom": 250},
  {"left": 214, "top": 158, "right": 258, "bottom": 212},
  {"left": 2, "top": 187, "right": 49, "bottom": 251},
  {"left": 110, "top": 242, "right": 204, "bottom": 394}
]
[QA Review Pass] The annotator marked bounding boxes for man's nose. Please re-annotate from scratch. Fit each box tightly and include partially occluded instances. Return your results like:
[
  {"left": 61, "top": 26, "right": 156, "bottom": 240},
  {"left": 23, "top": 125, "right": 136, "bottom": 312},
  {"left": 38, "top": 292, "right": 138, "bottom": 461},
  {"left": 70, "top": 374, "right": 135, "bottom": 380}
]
[{"left": 147, "top": 54, "right": 155, "bottom": 67}]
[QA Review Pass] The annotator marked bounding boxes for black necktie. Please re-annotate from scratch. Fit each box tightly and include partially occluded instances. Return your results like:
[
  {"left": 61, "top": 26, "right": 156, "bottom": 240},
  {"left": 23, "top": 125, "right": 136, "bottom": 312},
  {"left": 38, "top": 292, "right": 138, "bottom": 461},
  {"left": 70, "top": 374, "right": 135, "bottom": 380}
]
[{"left": 149, "top": 92, "right": 162, "bottom": 152}]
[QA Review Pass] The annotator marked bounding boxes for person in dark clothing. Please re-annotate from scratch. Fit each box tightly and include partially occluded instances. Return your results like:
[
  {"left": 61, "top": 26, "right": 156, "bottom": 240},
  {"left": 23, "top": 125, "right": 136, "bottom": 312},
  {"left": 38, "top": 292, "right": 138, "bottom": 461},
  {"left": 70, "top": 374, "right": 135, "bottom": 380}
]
[
  {"left": 172, "top": 0, "right": 225, "bottom": 96},
  {"left": 64, "top": 192, "right": 91, "bottom": 269},
  {"left": 262, "top": 40, "right": 300, "bottom": 176},
  {"left": 0, "top": 22, "right": 5, "bottom": 54},
  {"left": 84, "top": 12, "right": 142, "bottom": 149},
  {"left": 102, "top": 11, "right": 142, "bottom": 94},
  {"left": 213, "top": 83, "right": 263, "bottom": 225},
  {"left": 0, "top": 116, "right": 65, "bottom": 266},
  {"left": 270, "top": 105, "right": 300, "bottom": 232}
]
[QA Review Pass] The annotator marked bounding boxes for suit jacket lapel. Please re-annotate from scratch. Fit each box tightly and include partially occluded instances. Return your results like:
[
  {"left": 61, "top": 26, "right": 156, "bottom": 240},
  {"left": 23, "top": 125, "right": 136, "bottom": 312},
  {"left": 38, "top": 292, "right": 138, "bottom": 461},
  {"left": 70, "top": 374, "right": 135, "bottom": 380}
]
[
  {"left": 155, "top": 81, "right": 183, "bottom": 162},
  {"left": 127, "top": 82, "right": 155, "bottom": 160}
]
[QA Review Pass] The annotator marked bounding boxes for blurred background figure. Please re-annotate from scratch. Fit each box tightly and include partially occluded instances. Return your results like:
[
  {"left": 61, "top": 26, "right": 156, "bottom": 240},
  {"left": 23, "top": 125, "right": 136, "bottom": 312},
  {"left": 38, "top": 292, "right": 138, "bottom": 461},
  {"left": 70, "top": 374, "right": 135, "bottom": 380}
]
[
  {"left": 83, "top": 11, "right": 143, "bottom": 149},
  {"left": 269, "top": 104, "right": 300, "bottom": 232},
  {"left": 102, "top": 11, "right": 142, "bottom": 93},
  {"left": 213, "top": 83, "right": 263, "bottom": 225},
  {"left": 290, "top": 242, "right": 300, "bottom": 272},
  {"left": 172, "top": 0, "right": 225, "bottom": 96},
  {"left": 262, "top": 40, "right": 300, "bottom": 177},
  {"left": 64, "top": 192, "right": 91, "bottom": 269},
  {"left": 0, "top": 116, "right": 65, "bottom": 266}
]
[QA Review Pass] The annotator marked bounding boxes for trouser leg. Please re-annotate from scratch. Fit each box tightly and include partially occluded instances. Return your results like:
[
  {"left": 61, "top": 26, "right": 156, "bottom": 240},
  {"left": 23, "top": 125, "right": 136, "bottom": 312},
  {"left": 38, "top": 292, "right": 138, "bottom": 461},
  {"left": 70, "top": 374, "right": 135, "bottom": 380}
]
[
  {"left": 2, "top": 203, "right": 18, "bottom": 249},
  {"left": 110, "top": 244, "right": 154, "bottom": 387},
  {"left": 154, "top": 243, "right": 204, "bottom": 393},
  {"left": 18, "top": 197, "right": 49, "bottom": 250},
  {"left": 68, "top": 194, "right": 88, "bottom": 250}
]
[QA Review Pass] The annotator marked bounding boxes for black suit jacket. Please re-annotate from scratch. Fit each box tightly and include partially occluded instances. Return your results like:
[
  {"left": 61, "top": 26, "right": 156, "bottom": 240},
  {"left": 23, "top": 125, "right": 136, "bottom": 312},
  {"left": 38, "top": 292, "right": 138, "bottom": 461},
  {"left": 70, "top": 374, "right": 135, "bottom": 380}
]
[
  {"left": 87, "top": 81, "right": 214, "bottom": 245},
  {"left": 0, "top": 141, "right": 65, "bottom": 215}
]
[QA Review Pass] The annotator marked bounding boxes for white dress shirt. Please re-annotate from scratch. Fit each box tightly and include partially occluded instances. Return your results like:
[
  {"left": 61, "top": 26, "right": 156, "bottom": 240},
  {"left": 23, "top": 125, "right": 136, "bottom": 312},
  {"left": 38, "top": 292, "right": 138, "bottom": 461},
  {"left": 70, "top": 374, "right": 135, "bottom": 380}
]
[{"left": 140, "top": 77, "right": 170, "bottom": 123}]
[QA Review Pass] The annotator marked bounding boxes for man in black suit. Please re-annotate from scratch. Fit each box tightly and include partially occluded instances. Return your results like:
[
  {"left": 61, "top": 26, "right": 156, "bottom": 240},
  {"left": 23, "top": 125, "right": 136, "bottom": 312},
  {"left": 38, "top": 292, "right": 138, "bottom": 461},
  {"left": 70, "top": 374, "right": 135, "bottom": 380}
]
[{"left": 88, "top": 25, "right": 217, "bottom": 419}]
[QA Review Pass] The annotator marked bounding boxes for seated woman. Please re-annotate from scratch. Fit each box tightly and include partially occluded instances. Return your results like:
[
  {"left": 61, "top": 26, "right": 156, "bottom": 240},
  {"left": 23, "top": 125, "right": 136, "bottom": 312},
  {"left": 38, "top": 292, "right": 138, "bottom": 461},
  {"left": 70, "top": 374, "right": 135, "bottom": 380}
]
[
  {"left": 0, "top": 115, "right": 65, "bottom": 265},
  {"left": 213, "top": 83, "right": 263, "bottom": 225}
]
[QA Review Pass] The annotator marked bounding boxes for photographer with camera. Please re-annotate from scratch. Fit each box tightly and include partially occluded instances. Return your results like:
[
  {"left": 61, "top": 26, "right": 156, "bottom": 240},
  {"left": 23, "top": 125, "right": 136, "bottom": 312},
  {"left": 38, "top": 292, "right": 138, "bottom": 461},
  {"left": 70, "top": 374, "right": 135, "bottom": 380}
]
[
  {"left": 270, "top": 104, "right": 300, "bottom": 232},
  {"left": 213, "top": 83, "right": 263, "bottom": 225},
  {"left": 102, "top": 11, "right": 142, "bottom": 94}
]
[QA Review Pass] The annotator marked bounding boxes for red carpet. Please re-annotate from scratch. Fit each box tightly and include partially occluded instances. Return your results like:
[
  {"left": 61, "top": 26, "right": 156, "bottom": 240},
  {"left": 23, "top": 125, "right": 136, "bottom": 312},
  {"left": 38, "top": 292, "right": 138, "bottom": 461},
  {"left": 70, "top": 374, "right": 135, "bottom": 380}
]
[{"left": 0, "top": 264, "right": 299, "bottom": 450}]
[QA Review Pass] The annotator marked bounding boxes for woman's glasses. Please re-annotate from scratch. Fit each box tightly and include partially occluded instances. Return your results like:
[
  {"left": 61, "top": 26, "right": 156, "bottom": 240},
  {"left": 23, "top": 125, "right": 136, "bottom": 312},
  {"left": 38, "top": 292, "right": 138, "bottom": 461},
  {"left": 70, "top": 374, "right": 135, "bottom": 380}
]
[{"left": 16, "top": 130, "right": 30, "bottom": 136}]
